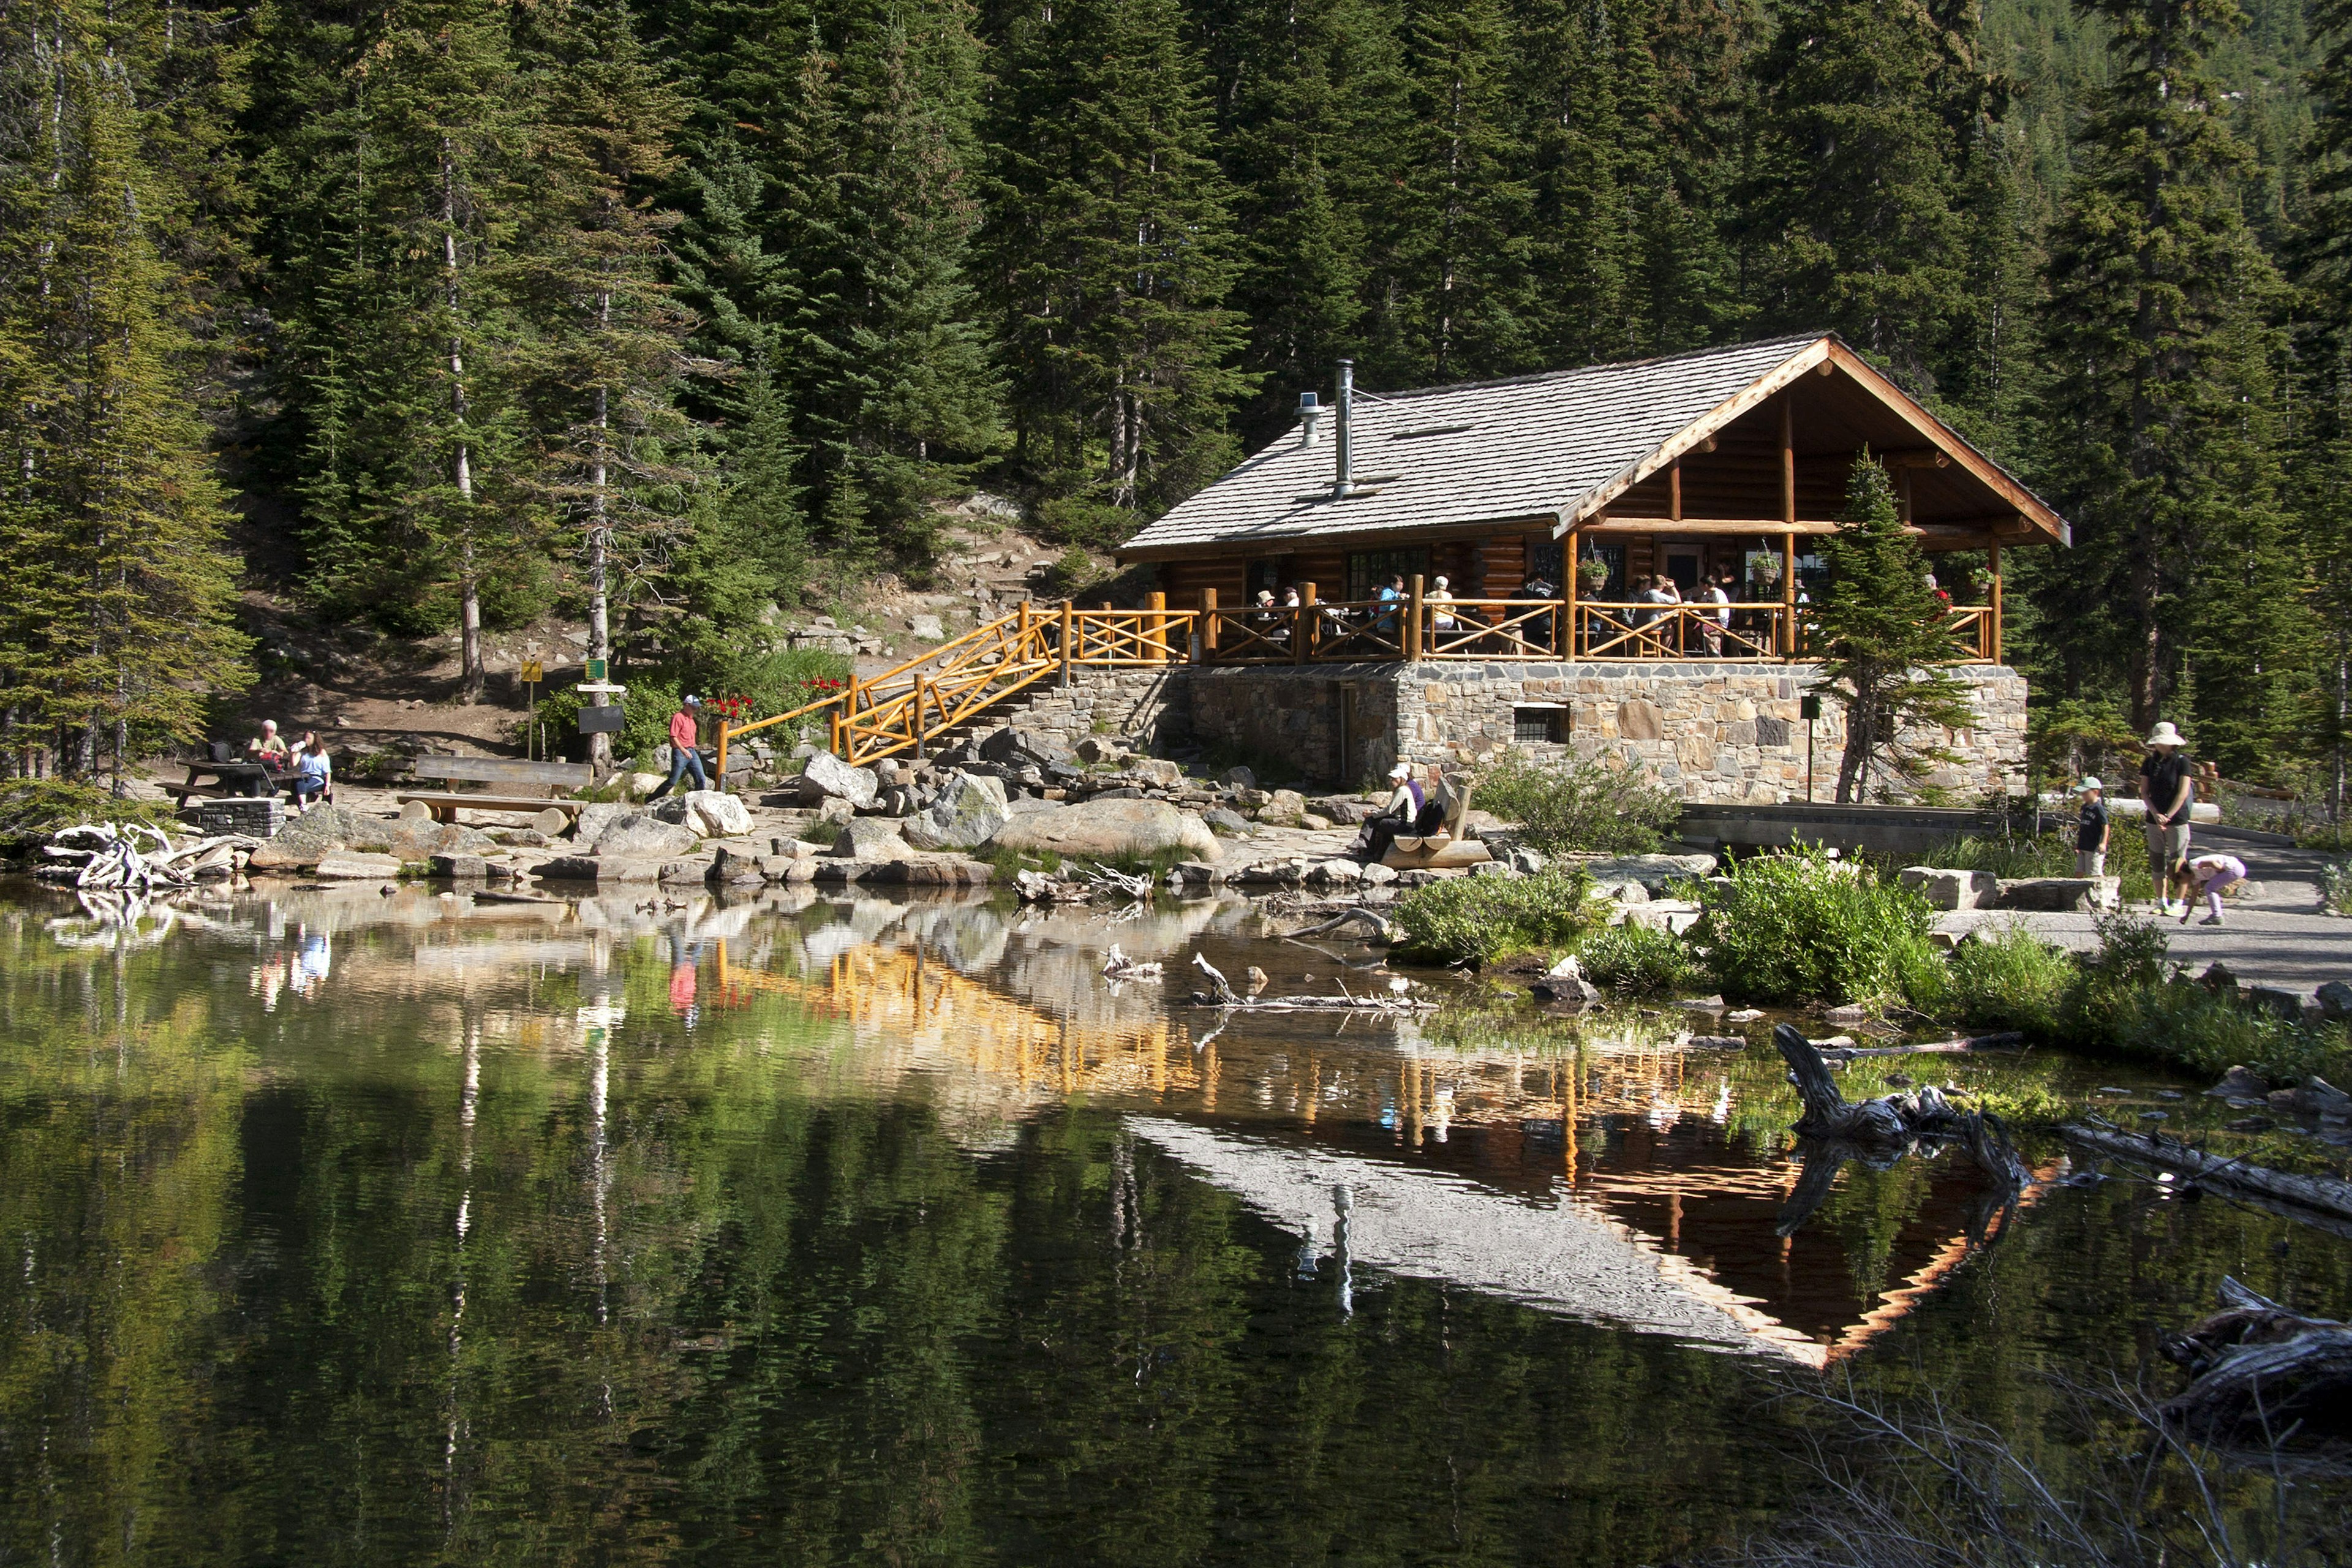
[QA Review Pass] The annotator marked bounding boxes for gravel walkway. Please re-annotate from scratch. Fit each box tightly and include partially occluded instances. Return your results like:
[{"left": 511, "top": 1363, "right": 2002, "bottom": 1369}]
[{"left": 1934, "top": 825, "right": 2351, "bottom": 999}]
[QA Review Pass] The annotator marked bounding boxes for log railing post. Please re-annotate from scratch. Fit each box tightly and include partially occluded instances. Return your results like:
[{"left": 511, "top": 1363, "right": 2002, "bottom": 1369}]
[
  {"left": 912, "top": 675, "right": 928, "bottom": 761},
  {"left": 1781, "top": 532, "right": 1798, "bottom": 660},
  {"left": 1406, "top": 574, "right": 1424, "bottom": 660},
  {"left": 1017, "top": 598, "right": 1031, "bottom": 663},
  {"left": 1146, "top": 590, "right": 1167, "bottom": 663},
  {"left": 1295, "top": 582, "right": 1316, "bottom": 665},
  {"left": 1989, "top": 543, "right": 2003, "bottom": 664},
  {"left": 1058, "top": 599, "right": 1074, "bottom": 687},
  {"left": 1200, "top": 587, "right": 1218, "bottom": 660}
]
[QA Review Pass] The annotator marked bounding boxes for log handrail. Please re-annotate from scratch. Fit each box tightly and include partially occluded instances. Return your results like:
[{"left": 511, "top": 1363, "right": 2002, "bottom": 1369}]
[{"left": 721, "top": 594, "right": 1996, "bottom": 775}]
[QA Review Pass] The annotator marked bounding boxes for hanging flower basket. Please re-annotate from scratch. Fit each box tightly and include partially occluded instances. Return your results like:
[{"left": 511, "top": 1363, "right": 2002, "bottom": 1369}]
[{"left": 1576, "top": 557, "right": 1611, "bottom": 595}]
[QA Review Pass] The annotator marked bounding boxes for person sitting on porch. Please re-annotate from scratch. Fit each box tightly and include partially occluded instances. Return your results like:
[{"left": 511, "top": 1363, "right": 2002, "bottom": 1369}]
[
  {"left": 1350, "top": 763, "right": 1447, "bottom": 863},
  {"left": 1428, "top": 576, "right": 1457, "bottom": 633},
  {"left": 1374, "top": 573, "right": 1405, "bottom": 634}
]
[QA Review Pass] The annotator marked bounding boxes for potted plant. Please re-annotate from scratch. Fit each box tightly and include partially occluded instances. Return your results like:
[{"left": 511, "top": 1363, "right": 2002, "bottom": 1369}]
[{"left": 1576, "top": 556, "right": 1611, "bottom": 597}]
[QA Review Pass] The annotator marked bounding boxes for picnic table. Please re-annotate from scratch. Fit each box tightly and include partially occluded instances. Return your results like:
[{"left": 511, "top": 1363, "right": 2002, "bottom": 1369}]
[{"left": 165, "top": 757, "right": 295, "bottom": 803}]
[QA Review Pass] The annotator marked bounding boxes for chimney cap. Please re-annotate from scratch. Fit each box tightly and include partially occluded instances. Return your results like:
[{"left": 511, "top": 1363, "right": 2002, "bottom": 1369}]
[{"left": 1298, "top": 390, "right": 1320, "bottom": 409}]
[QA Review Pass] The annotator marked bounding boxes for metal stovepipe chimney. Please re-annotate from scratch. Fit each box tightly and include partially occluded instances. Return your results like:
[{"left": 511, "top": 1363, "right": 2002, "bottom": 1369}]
[{"left": 1333, "top": 360, "right": 1354, "bottom": 499}]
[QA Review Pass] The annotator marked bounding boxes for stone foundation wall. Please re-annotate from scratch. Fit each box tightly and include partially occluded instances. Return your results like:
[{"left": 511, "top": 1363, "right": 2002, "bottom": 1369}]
[
  {"left": 1033, "top": 660, "right": 2028, "bottom": 800},
  {"left": 1396, "top": 661, "right": 2027, "bottom": 801}
]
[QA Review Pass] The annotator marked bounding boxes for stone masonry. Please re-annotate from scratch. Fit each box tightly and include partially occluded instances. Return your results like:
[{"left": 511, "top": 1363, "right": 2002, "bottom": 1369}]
[{"left": 954, "top": 658, "right": 2027, "bottom": 802}]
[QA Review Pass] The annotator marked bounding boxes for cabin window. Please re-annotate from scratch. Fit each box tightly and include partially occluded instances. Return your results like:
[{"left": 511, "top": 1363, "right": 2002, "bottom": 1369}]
[
  {"left": 1524, "top": 538, "right": 1564, "bottom": 592},
  {"left": 1246, "top": 560, "right": 1286, "bottom": 603},
  {"left": 1513, "top": 705, "right": 1566, "bottom": 744},
  {"left": 1346, "top": 548, "right": 1431, "bottom": 602}
]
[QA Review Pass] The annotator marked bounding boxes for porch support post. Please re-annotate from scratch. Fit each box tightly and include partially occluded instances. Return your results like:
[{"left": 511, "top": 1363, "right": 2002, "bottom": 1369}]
[
  {"left": 1059, "top": 599, "right": 1074, "bottom": 687},
  {"left": 1295, "top": 582, "right": 1316, "bottom": 665},
  {"left": 1669, "top": 461, "right": 1681, "bottom": 523},
  {"left": 1146, "top": 590, "right": 1167, "bottom": 663},
  {"left": 1781, "top": 395, "right": 1798, "bottom": 658},
  {"left": 1406, "top": 573, "right": 1424, "bottom": 660},
  {"left": 1989, "top": 543, "right": 2003, "bottom": 664},
  {"left": 1562, "top": 528, "right": 1579, "bottom": 659},
  {"left": 1199, "top": 587, "right": 1218, "bottom": 660}
]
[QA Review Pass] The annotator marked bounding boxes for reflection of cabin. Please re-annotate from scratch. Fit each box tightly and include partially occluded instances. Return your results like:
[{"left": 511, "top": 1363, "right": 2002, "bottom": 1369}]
[{"left": 1120, "top": 333, "right": 2068, "bottom": 667}]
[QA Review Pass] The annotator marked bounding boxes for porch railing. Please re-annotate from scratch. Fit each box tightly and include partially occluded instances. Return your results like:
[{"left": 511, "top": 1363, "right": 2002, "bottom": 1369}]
[{"left": 715, "top": 585, "right": 2000, "bottom": 772}]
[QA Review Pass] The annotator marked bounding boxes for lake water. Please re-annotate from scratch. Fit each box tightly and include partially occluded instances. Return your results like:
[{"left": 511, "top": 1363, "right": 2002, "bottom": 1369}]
[{"left": 4, "top": 881, "right": 2346, "bottom": 1565}]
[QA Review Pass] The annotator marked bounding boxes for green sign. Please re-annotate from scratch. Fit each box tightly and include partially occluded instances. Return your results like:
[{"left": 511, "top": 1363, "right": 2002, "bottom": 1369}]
[{"left": 585, "top": 657, "right": 608, "bottom": 682}]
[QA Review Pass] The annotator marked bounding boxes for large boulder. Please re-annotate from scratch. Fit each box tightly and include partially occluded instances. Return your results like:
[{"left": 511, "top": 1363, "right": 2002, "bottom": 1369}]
[
  {"left": 593, "top": 812, "right": 702, "bottom": 860},
  {"left": 903, "top": 771, "right": 1010, "bottom": 851},
  {"left": 573, "top": 802, "right": 631, "bottom": 845},
  {"left": 799, "top": 749, "right": 878, "bottom": 810},
  {"left": 684, "top": 789, "right": 755, "bottom": 837},
  {"left": 829, "top": 817, "right": 912, "bottom": 861},
  {"left": 979, "top": 726, "right": 1074, "bottom": 769},
  {"left": 989, "top": 798, "right": 1220, "bottom": 862},
  {"left": 313, "top": 851, "right": 402, "bottom": 880},
  {"left": 1898, "top": 866, "right": 2000, "bottom": 911},
  {"left": 1257, "top": 789, "right": 1307, "bottom": 826}
]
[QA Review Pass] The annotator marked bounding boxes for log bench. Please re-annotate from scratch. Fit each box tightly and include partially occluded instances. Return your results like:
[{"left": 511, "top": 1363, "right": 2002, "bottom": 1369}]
[{"left": 396, "top": 757, "right": 597, "bottom": 824}]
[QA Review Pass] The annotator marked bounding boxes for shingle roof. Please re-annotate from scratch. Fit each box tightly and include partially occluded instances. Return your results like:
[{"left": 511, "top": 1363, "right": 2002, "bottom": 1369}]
[{"left": 1122, "top": 335, "right": 1829, "bottom": 557}]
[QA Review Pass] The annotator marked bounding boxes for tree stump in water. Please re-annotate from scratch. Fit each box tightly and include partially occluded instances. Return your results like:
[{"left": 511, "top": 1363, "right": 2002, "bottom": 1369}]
[
  {"left": 2161, "top": 1278, "right": 2352, "bottom": 1454},
  {"left": 1774, "top": 1022, "right": 1962, "bottom": 1142}
]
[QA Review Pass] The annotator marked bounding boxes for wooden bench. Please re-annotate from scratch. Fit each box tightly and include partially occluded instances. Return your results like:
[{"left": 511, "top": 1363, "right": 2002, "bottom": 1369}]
[{"left": 396, "top": 757, "right": 597, "bottom": 823}]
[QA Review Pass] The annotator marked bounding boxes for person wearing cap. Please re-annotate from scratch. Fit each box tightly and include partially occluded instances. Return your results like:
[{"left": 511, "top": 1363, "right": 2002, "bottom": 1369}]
[
  {"left": 2138, "top": 722, "right": 2194, "bottom": 914},
  {"left": 646, "top": 693, "right": 709, "bottom": 801},
  {"left": 1352, "top": 761, "right": 1444, "bottom": 864},
  {"left": 2071, "top": 776, "right": 2109, "bottom": 878}
]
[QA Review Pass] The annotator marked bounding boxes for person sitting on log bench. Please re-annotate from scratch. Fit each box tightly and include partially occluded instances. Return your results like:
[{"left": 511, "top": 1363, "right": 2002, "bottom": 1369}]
[{"left": 1351, "top": 762, "right": 1446, "bottom": 864}]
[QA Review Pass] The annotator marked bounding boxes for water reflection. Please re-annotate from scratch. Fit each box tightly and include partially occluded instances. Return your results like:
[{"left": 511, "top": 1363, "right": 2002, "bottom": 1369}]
[{"left": 2, "top": 881, "right": 2347, "bottom": 1566}]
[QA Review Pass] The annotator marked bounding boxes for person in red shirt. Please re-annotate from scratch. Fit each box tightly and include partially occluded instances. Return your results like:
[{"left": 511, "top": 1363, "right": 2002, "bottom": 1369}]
[{"left": 646, "top": 694, "right": 709, "bottom": 799}]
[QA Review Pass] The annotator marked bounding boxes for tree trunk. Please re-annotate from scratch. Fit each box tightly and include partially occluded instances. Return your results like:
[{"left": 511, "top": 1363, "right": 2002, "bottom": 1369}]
[
  {"left": 587, "top": 291, "right": 613, "bottom": 773},
  {"left": 444, "top": 139, "right": 484, "bottom": 706}
]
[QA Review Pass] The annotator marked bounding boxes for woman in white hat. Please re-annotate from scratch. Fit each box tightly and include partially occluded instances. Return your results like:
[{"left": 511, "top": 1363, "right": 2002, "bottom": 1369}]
[{"left": 2137, "top": 722, "right": 2194, "bottom": 914}]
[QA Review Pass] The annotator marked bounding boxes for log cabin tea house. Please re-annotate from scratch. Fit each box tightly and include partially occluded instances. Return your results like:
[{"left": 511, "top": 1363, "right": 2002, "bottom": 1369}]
[{"left": 1115, "top": 333, "right": 2065, "bottom": 798}]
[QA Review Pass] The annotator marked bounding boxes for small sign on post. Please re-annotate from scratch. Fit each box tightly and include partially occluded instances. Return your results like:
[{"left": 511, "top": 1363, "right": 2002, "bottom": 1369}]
[{"left": 586, "top": 657, "right": 608, "bottom": 683}]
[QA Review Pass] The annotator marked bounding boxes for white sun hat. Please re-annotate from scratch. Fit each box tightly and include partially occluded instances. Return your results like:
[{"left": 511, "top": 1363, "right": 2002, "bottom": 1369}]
[
  {"left": 2071, "top": 775, "right": 2104, "bottom": 793},
  {"left": 2146, "top": 722, "right": 2185, "bottom": 748},
  {"left": 1388, "top": 761, "right": 1412, "bottom": 779}
]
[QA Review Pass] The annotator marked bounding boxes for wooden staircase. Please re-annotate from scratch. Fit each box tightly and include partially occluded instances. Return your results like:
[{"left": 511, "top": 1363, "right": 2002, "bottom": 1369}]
[{"left": 717, "top": 601, "right": 1186, "bottom": 774}]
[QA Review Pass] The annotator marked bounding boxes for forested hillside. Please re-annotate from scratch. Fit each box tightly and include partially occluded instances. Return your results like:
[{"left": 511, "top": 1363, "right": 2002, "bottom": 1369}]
[{"left": 3, "top": 0, "right": 2350, "bottom": 793}]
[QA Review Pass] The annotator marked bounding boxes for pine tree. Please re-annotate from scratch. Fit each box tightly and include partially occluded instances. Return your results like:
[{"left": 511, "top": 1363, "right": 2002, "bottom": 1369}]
[
  {"left": 1810, "top": 458, "right": 1981, "bottom": 802},
  {"left": 2035, "top": 0, "right": 2292, "bottom": 736},
  {"left": 979, "top": 0, "right": 1253, "bottom": 530},
  {"left": 514, "top": 0, "right": 697, "bottom": 764},
  {"left": 1360, "top": 0, "right": 1531, "bottom": 383},
  {"left": 2291, "top": 0, "right": 2352, "bottom": 809},
  {"left": 0, "top": 0, "right": 248, "bottom": 783},
  {"left": 1739, "top": 0, "right": 1985, "bottom": 389},
  {"left": 1516, "top": 0, "right": 1640, "bottom": 367},
  {"left": 1204, "top": 0, "right": 1389, "bottom": 443}
]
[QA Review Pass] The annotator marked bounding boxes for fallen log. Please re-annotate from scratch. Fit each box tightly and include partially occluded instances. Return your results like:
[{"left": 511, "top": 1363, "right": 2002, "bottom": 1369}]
[
  {"left": 2059, "top": 1123, "right": 2352, "bottom": 1225},
  {"left": 2159, "top": 1277, "right": 2352, "bottom": 1455},
  {"left": 1183, "top": 993, "right": 1438, "bottom": 1012},
  {"left": 1817, "top": 1031, "right": 2027, "bottom": 1062},
  {"left": 1281, "top": 908, "right": 1395, "bottom": 941}
]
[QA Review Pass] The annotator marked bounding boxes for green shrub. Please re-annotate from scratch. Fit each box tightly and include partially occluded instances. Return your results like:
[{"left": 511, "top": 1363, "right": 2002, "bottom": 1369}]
[
  {"left": 1575, "top": 921, "right": 1701, "bottom": 993},
  {"left": 1469, "top": 750, "right": 1680, "bottom": 856},
  {"left": 1695, "top": 846, "right": 1940, "bottom": 1006},
  {"left": 1943, "top": 922, "right": 2076, "bottom": 1036},
  {"left": 799, "top": 818, "right": 844, "bottom": 848},
  {"left": 1390, "top": 867, "right": 1599, "bottom": 965}
]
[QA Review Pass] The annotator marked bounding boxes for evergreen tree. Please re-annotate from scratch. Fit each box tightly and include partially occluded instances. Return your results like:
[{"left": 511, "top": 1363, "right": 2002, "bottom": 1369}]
[
  {"left": 978, "top": 0, "right": 1252, "bottom": 532},
  {"left": 2292, "top": 0, "right": 2352, "bottom": 807},
  {"left": 0, "top": 0, "right": 248, "bottom": 782},
  {"left": 514, "top": 0, "right": 698, "bottom": 764},
  {"left": 2035, "top": 0, "right": 2292, "bottom": 735},
  {"left": 1739, "top": 0, "right": 1986, "bottom": 389},
  {"left": 1516, "top": 0, "right": 1640, "bottom": 366},
  {"left": 1360, "top": 0, "right": 1531, "bottom": 383},
  {"left": 1810, "top": 458, "right": 1981, "bottom": 801},
  {"left": 1202, "top": 0, "right": 1389, "bottom": 445}
]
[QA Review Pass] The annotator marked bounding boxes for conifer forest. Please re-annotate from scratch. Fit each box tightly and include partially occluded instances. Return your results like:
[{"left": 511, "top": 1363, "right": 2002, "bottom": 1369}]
[{"left": 4, "top": 0, "right": 2352, "bottom": 792}]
